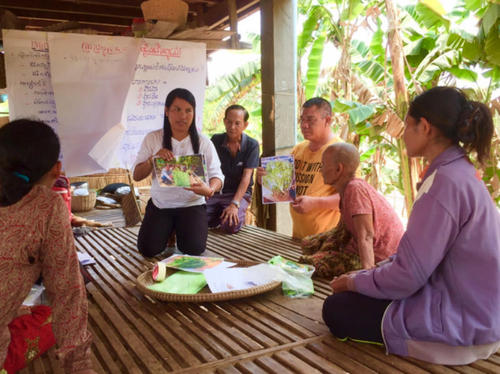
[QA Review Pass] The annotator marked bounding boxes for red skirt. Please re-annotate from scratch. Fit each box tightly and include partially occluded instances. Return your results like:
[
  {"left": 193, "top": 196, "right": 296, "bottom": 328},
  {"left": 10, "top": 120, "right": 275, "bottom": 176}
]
[{"left": 2, "top": 306, "right": 55, "bottom": 374}]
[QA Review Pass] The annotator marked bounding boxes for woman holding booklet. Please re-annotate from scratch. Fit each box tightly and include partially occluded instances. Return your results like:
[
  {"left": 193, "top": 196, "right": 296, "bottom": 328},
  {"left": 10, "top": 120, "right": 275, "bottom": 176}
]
[{"left": 133, "top": 88, "right": 224, "bottom": 257}]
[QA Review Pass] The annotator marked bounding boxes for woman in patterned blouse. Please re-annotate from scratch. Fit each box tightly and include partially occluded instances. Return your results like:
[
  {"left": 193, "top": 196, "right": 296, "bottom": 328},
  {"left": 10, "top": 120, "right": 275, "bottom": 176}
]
[{"left": 0, "top": 119, "right": 95, "bottom": 373}]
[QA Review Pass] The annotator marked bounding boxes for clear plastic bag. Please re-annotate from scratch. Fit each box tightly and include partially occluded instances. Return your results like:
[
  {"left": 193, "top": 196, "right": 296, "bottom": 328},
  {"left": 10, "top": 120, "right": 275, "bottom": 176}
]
[{"left": 268, "top": 255, "right": 315, "bottom": 298}]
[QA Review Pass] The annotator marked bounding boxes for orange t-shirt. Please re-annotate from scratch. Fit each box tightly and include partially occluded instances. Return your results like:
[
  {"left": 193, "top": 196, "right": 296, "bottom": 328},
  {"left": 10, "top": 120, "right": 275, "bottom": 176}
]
[{"left": 290, "top": 138, "right": 341, "bottom": 239}]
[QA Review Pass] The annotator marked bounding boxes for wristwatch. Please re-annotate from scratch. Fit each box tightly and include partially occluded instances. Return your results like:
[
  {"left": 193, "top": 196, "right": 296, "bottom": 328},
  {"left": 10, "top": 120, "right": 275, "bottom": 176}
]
[{"left": 231, "top": 200, "right": 240, "bottom": 208}]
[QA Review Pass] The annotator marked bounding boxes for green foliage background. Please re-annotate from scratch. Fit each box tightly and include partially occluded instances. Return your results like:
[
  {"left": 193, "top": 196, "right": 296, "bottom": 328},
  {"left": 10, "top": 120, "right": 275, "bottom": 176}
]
[{"left": 203, "top": 0, "right": 500, "bottom": 213}]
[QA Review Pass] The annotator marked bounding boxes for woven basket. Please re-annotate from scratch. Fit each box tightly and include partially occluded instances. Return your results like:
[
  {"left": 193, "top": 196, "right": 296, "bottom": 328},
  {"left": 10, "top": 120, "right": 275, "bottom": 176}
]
[
  {"left": 136, "top": 259, "right": 281, "bottom": 302},
  {"left": 141, "top": 0, "right": 188, "bottom": 26},
  {"left": 69, "top": 168, "right": 152, "bottom": 190},
  {"left": 71, "top": 191, "right": 97, "bottom": 212}
]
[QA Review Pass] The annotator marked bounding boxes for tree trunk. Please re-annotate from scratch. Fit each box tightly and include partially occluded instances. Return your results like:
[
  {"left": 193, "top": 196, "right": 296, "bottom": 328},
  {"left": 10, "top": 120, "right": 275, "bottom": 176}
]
[{"left": 385, "top": 0, "right": 415, "bottom": 214}]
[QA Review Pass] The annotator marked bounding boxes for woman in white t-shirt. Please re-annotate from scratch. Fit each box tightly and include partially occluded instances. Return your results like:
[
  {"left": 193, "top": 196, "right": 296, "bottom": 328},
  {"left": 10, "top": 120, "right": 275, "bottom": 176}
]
[{"left": 133, "top": 88, "right": 224, "bottom": 257}]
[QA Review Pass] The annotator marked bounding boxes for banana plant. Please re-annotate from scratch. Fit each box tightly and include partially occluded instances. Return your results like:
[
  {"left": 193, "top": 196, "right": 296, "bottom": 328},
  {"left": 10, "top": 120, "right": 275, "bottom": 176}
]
[
  {"left": 298, "top": 0, "right": 500, "bottom": 210},
  {"left": 203, "top": 33, "right": 262, "bottom": 140},
  {"left": 204, "top": 0, "right": 500, "bottom": 214}
]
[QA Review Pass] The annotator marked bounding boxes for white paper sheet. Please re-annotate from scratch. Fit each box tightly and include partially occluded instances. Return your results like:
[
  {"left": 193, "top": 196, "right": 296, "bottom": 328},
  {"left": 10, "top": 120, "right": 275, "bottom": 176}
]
[
  {"left": 204, "top": 264, "right": 282, "bottom": 293},
  {"left": 89, "top": 122, "right": 126, "bottom": 170},
  {"left": 77, "top": 252, "right": 96, "bottom": 266},
  {"left": 48, "top": 33, "right": 140, "bottom": 177},
  {"left": 23, "top": 284, "right": 45, "bottom": 306},
  {"left": 117, "top": 39, "right": 207, "bottom": 169},
  {"left": 3, "top": 30, "right": 59, "bottom": 130},
  {"left": 3, "top": 31, "right": 207, "bottom": 177}
]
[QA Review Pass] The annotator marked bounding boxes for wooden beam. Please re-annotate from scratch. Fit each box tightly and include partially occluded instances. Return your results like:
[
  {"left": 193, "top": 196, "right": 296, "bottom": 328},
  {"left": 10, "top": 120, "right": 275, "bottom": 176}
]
[
  {"left": 0, "top": 0, "right": 141, "bottom": 17},
  {"left": 202, "top": 0, "right": 259, "bottom": 29},
  {"left": 183, "top": 0, "right": 219, "bottom": 5},
  {"left": 71, "top": 0, "right": 142, "bottom": 6},
  {"left": 183, "top": 39, "right": 251, "bottom": 50},
  {"left": 21, "top": 18, "right": 129, "bottom": 35},
  {"left": 0, "top": 0, "right": 142, "bottom": 11},
  {"left": 0, "top": 0, "right": 263, "bottom": 37},
  {"left": 0, "top": 7, "right": 137, "bottom": 26}
]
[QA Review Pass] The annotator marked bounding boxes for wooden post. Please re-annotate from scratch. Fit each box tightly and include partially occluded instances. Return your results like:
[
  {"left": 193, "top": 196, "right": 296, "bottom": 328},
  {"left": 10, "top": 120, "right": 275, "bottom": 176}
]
[
  {"left": 226, "top": 0, "right": 239, "bottom": 49},
  {"left": 260, "top": 0, "right": 296, "bottom": 234}
]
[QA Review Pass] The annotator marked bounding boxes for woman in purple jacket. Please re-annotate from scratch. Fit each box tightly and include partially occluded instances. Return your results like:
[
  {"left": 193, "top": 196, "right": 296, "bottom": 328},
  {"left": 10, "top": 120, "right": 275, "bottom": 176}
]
[{"left": 324, "top": 86, "right": 500, "bottom": 365}]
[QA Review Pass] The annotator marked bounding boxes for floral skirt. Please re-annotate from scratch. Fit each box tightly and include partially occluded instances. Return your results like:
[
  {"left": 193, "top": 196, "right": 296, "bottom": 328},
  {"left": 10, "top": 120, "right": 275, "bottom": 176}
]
[
  {"left": 299, "top": 221, "right": 361, "bottom": 278},
  {"left": 2, "top": 305, "right": 55, "bottom": 374}
]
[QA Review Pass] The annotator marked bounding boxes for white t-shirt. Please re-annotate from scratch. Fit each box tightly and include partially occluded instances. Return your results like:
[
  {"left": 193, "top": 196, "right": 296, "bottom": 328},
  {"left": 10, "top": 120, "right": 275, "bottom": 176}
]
[{"left": 133, "top": 129, "right": 224, "bottom": 209}]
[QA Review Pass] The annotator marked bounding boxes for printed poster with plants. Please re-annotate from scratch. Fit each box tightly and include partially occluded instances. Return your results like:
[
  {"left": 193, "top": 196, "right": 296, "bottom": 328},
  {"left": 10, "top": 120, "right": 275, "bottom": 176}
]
[
  {"left": 261, "top": 155, "right": 296, "bottom": 204},
  {"left": 153, "top": 154, "right": 207, "bottom": 187},
  {"left": 162, "top": 255, "right": 224, "bottom": 273}
]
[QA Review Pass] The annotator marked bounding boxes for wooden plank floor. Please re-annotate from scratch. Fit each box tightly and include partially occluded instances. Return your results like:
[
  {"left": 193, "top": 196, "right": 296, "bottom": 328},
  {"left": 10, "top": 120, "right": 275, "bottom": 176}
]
[
  {"left": 74, "top": 208, "right": 128, "bottom": 228},
  {"left": 20, "top": 219, "right": 500, "bottom": 373}
]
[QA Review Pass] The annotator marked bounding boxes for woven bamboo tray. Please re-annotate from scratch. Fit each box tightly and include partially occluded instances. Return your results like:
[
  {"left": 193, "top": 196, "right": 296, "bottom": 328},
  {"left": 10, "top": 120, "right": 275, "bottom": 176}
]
[{"left": 136, "top": 259, "right": 281, "bottom": 302}]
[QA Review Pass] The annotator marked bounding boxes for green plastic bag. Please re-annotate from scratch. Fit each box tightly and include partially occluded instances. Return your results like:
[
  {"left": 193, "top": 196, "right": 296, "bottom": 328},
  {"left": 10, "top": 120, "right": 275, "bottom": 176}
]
[
  {"left": 268, "top": 255, "right": 315, "bottom": 298},
  {"left": 148, "top": 271, "right": 207, "bottom": 294}
]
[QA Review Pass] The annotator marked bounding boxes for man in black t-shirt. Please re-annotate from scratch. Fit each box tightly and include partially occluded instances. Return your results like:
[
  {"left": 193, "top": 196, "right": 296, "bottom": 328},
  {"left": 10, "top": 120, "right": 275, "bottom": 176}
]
[{"left": 207, "top": 105, "right": 259, "bottom": 233}]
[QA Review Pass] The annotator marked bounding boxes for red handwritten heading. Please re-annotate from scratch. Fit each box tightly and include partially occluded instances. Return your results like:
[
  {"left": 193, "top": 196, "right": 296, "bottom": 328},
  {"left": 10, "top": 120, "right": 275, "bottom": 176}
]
[
  {"left": 140, "top": 42, "right": 181, "bottom": 60},
  {"left": 31, "top": 40, "right": 48, "bottom": 52},
  {"left": 81, "top": 41, "right": 126, "bottom": 56}
]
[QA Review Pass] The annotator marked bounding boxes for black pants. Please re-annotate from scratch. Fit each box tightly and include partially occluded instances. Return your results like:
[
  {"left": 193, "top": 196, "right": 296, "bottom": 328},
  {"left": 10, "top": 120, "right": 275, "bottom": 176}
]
[
  {"left": 322, "top": 291, "right": 391, "bottom": 344},
  {"left": 137, "top": 199, "right": 208, "bottom": 257}
]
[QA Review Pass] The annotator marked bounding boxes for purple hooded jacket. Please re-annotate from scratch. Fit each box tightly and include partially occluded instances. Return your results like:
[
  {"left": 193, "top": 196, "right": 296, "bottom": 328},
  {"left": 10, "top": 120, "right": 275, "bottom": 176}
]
[{"left": 353, "top": 146, "right": 500, "bottom": 363}]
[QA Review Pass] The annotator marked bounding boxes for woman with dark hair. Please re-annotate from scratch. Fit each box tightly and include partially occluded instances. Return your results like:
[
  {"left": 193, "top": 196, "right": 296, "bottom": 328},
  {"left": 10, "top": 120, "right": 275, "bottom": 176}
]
[
  {"left": 323, "top": 86, "right": 500, "bottom": 364},
  {"left": 0, "top": 120, "right": 94, "bottom": 373},
  {"left": 133, "top": 88, "right": 224, "bottom": 257}
]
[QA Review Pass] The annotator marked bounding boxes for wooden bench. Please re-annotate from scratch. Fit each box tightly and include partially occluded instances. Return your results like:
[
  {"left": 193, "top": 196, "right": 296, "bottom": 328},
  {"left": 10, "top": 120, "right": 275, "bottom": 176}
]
[{"left": 22, "top": 225, "right": 500, "bottom": 373}]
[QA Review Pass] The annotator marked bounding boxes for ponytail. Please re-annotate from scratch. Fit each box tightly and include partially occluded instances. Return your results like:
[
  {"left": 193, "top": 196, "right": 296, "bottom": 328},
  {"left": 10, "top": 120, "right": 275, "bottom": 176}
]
[
  {"left": 456, "top": 101, "right": 493, "bottom": 164},
  {"left": 408, "top": 86, "right": 494, "bottom": 164},
  {"left": 162, "top": 114, "right": 173, "bottom": 151},
  {"left": 188, "top": 123, "right": 200, "bottom": 154}
]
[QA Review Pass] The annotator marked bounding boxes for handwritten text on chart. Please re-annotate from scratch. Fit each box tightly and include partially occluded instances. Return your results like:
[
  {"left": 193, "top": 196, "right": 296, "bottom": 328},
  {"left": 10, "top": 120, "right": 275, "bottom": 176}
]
[
  {"left": 32, "top": 70, "right": 50, "bottom": 78},
  {"left": 31, "top": 40, "right": 48, "bottom": 52},
  {"left": 135, "top": 62, "right": 199, "bottom": 74},
  {"left": 20, "top": 79, "right": 47, "bottom": 89},
  {"left": 81, "top": 41, "right": 127, "bottom": 57},
  {"left": 17, "top": 51, "right": 47, "bottom": 59},
  {"left": 140, "top": 43, "right": 181, "bottom": 60},
  {"left": 127, "top": 114, "right": 157, "bottom": 122},
  {"left": 136, "top": 100, "right": 164, "bottom": 109},
  {"left": 131, "top": 79, "right": 162, "bottom": 85},
  {"left": 34, "top": 91, "right": 54, "bottom": 96},
  {"left": 136, "top": 85, "right": 160, "bottom": 107},
  {"left": 30, "top": 61, "right": 50, "bottom": 69}
]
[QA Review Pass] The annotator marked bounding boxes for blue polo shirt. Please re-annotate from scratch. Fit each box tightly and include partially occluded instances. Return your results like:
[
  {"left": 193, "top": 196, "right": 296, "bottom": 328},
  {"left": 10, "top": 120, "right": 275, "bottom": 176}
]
[{"left": 211, "top": 133, "right": 260, "bottom": 195}]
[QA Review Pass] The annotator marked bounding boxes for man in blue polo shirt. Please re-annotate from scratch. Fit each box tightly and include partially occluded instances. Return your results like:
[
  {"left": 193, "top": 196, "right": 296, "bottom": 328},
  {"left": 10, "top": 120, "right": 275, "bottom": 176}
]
[{"left": 207, "top": 105, "right": 259, "bottom": 233}]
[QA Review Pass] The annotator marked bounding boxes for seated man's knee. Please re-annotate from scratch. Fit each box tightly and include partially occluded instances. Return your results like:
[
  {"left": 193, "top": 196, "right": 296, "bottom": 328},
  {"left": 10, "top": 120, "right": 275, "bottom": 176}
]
[{"left": 221, "top": 221, "right": 243, "bottom": 234}]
